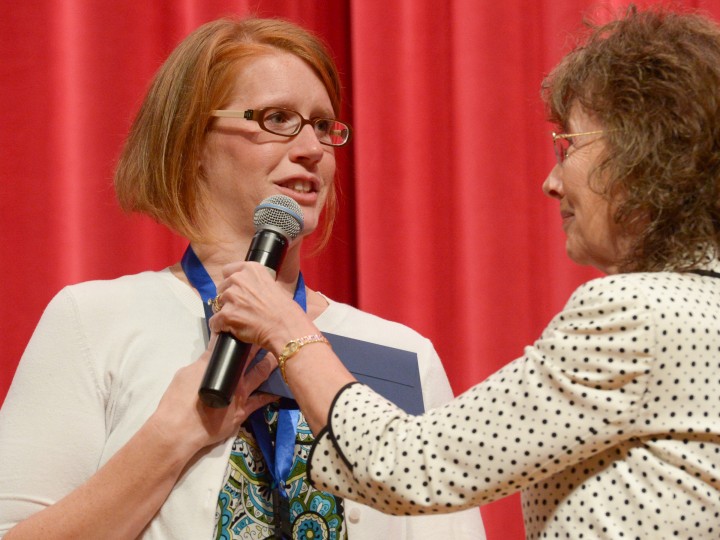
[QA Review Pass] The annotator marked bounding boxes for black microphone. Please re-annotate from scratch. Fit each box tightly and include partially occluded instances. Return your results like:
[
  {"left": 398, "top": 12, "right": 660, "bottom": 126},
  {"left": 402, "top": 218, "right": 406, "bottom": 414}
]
[{"left": 199, "top": 195, "right": 304, "bottom": 408}]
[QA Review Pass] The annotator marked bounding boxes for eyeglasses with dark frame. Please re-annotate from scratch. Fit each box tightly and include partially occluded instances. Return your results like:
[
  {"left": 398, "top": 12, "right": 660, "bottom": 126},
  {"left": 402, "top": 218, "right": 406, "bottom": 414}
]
[
  {"left": 551, "top": 130, "right": 607, "bottom": 165},
  {"left": 210, "top": 107, "right": 352, "bottom": 147}
]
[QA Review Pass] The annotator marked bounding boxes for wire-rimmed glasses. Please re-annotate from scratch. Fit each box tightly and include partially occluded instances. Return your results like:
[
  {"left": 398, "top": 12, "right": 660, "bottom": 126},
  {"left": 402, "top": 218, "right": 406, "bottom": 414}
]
[
  {"left": 210, "top": 107, "right": 352, "bottom": 147},
  {"left": 552, "top": 130, "right": 607, "bottom": 164}
]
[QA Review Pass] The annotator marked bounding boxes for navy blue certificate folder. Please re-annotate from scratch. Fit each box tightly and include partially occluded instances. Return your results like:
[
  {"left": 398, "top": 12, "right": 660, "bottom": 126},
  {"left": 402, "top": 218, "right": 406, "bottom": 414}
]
[{"left": 253, "top": 332, "right": 425, "bottom": 415}]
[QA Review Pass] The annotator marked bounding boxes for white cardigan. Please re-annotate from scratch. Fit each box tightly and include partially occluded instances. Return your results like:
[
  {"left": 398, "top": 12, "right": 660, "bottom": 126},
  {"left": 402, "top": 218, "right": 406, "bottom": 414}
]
[{"left": 0, "top": 269, "right": 484, "bottom": 539}]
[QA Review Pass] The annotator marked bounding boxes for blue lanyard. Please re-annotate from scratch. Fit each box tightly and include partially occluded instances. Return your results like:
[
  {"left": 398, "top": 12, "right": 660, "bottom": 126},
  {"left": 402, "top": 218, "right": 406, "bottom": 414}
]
[
  {"left": 180, "top": 245, "right": 219, "bottom": 330},
  {"left": 179, "top": 244, "right": 305, "bottom": 498}
]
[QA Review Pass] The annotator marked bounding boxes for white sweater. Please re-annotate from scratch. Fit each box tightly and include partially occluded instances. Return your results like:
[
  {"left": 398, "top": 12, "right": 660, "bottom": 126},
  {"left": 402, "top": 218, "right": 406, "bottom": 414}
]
[{"left": 0, "top": 269, "right": 484, "bottom": 539}]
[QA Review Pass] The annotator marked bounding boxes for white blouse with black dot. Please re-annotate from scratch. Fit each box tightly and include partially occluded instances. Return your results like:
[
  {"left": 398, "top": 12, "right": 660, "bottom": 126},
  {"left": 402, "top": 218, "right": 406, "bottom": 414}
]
[{"left": 307, "top": 269, "right": 720, "bottom": 539}]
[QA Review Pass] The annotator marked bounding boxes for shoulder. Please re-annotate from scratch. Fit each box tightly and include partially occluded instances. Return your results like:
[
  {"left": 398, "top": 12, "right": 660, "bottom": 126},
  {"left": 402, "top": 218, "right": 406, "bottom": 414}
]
[
  {"left": 64, "top": 270, "right": 174, "bottom": 298},
  {"left": 566, "top": 271, "right": 718, "bottom": 311},
  {"left": 548, "top": 270, "right": 720, "bottom": 348},
  {"left": 57, "top": 269, "right": 180, "bottom": 311},
  {"left": 42, "top": 270, "right": 193, "bottom": 333}
]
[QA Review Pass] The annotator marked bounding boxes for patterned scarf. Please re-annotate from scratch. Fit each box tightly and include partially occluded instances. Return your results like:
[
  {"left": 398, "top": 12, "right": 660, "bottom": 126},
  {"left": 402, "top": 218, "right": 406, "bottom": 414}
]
[{"left": 214, "top": 402, "right": 346, "bottom": 540}]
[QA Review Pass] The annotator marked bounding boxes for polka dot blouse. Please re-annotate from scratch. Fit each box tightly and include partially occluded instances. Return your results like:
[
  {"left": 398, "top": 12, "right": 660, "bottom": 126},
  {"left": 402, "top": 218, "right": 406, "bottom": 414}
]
[{"left": 307, "top": 270, "right": 720, "bottom": 539}]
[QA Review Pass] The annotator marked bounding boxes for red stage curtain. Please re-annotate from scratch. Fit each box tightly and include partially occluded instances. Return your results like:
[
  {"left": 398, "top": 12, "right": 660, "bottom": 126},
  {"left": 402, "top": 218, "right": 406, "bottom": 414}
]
[{"left": 2, "top": 1, "right": 719, "bottom": 538}]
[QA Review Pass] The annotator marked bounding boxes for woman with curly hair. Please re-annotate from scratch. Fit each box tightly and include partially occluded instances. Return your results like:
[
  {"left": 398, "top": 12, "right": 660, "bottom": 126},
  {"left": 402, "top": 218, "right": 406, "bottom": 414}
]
[{"left": 208, "top": 6, "right": 720, "bottom": 539}]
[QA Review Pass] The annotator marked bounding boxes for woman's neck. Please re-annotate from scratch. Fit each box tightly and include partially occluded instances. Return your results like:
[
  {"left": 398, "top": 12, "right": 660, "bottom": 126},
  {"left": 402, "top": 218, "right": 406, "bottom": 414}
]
[
  {"left": 171, "top": 238, "right": 329, "bottom": 318},
  {"left": 177, "top": 239, "right": 303, "bottom": 297}
]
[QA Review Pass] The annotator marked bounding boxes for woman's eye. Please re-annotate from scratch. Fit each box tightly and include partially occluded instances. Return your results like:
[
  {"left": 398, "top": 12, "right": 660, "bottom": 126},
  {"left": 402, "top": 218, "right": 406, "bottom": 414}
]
[
  {"left": 265, "top": 111, "right": 290, "bottom": 125},
  {"left": 314, "top": 119, "right": 331, "bottom": 133}
]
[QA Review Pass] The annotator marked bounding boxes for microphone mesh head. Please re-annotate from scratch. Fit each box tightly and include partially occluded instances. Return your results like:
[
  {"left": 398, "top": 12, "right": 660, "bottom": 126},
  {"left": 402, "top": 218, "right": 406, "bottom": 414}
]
[{"left": 253, "top": 195, "right": 304, "bottom": 240}]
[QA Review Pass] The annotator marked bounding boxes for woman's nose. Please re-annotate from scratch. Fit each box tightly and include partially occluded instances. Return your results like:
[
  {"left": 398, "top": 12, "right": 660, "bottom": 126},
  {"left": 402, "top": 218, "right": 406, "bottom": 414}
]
[
  {"left": 542, "top": 166, "right": 563, "bottom": 199},
  {"left": 289, "top": 124, "right": 324, "bottom": 164}
]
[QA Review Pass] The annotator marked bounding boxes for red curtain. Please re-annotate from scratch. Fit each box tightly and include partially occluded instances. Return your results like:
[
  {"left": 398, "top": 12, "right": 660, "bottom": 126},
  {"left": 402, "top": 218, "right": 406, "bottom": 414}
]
[{"left": 3, "top": 1, "right": 720, "bottom": 539}]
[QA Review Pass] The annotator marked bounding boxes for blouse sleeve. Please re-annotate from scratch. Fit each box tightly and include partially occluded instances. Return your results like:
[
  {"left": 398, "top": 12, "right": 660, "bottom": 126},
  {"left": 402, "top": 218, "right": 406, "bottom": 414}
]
[
  {"left": 307, "top": 276, "right": 657, "bottom": 515},
  {"left": 0, "top": 288, "right": 107, "bottom": 533}
]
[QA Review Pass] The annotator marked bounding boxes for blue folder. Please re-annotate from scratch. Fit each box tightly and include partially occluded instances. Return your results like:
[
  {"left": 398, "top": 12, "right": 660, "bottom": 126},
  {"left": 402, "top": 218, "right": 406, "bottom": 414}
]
[{"left": 252, "top": 332, "right": 425, "bottom": 415}]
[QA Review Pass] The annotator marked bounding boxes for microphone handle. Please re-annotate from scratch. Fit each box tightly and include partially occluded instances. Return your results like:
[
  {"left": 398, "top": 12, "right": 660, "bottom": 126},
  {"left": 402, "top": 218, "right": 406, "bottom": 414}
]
[{"left": 198, "top": 229, "right": 288, "bottom": 408}]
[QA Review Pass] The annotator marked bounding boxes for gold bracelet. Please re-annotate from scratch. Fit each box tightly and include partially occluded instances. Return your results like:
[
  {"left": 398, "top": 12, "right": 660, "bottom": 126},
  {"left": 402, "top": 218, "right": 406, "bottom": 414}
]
[{"left": 277, "top": 334, "right": 330, "bottom": 384}]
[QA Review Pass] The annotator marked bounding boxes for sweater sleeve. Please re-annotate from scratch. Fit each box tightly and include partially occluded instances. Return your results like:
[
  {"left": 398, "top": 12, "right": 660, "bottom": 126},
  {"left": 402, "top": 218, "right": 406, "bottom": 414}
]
[
  {"left": 307, "top": 276, "right": 656, "bottom": 515},
  {"left": 0, "top": 288, "right": 107, "bottom": 534}
]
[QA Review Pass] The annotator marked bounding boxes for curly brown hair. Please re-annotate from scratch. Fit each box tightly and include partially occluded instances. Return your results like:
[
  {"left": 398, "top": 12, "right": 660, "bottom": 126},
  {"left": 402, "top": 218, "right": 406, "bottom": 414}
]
[
  {"left": 114, "top": 17, "right": 343, "bottom": 247},
  {"left": 542, "top": 5, "right": 720, "bottom": 272}
]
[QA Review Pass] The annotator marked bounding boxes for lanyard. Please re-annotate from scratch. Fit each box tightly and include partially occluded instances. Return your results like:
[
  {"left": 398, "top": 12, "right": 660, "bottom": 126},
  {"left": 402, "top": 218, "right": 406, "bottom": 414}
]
[
  {"left": 180, "top": 245, "right": 219, "bottom": 331},
  {"left": 180, "top": 244, "right": 304, "bottom": 537}
]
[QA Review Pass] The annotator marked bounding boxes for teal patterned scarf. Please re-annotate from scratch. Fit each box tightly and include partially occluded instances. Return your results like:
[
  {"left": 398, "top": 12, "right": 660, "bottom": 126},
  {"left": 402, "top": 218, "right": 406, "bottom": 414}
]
[{"left": 214, "top": 402, "right": 346, "bottom": 540}]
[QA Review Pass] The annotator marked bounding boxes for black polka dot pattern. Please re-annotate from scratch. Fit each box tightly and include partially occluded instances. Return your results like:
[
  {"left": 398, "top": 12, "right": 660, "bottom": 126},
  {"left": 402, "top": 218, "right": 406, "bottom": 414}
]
[{"left": 307, "top": 271, "right": 720, "bottom": 538}]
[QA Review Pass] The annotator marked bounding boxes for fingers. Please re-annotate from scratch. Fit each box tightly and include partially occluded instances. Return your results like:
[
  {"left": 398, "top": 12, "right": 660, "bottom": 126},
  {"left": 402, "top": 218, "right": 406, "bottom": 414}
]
[
  {"left": 209, "top": 261, "right": 317, "bottom": 361},
  {"left": 219, "top": 260, "right": 269, "bottom": 280},
  {"left": 206, "top": 332, "right": 219, "bottom": 352},
  {"left": 216, "top": 262, "right": 284, "bottom": 311},
  {"left": 244, "top": 392, "right": 280, "bottom": 416},
  {"left": 238, "top": 354, "right": 275, "bottom": 396},
  {"left": 208, "top": 268, "right": 290, "bottom": 348},
  {"left": 209, "top": 264, "right": 265, "bottom": 330},
  {"left": 231, "top": 355, "right": 279, "bottom": 418},
  {"left": 217, "top": 261, "right": 274, "bottom": 295}
]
